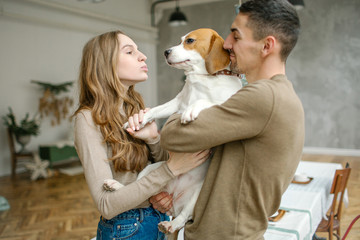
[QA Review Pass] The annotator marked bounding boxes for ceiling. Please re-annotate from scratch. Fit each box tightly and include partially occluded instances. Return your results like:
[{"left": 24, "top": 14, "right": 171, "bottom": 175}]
[
  {"left": 11, "top": 0, "right": 235, "bottom": 30},
  {"left": 18, "top": 0, "right": 232, "bottom": 26}
]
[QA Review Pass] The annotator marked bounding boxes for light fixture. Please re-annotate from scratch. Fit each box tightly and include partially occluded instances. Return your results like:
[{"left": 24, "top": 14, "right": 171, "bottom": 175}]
[
  {"left": 168, "top": 0, "right": 187, "bottom": 27},
  {"left": 288, "top": 0, "right": 305, "bottom": 11}
]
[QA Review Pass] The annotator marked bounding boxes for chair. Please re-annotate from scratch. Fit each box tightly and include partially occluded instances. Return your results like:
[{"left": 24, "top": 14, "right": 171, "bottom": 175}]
[
  {"left": 315, "top": 164, "right": 351, "bottom": 240},
  {"left": 6, "top": 128, "right": 33, "bottom": 178}
]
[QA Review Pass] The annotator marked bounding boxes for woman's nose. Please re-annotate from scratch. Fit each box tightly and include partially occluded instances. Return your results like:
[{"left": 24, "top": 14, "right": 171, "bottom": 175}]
[{"left": 139, "top": 51, "right": 147, "bottom": 61}]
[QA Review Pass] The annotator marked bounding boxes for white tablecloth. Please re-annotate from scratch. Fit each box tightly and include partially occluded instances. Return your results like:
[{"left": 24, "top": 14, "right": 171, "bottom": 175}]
[
  {"left": 265, "top": 190, "right": 322, "bottom": 240},
  {"left": 289, "top": 161, "right": 348, "bottom": 218},
  {"left": 264, "top": 161, "right": 346, "bottom": 240}
]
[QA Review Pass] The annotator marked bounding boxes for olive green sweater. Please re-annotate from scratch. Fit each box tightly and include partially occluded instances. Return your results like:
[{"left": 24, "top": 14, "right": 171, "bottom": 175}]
[{"left": 161, "top": 74, "right": 305, "bottom": 240}]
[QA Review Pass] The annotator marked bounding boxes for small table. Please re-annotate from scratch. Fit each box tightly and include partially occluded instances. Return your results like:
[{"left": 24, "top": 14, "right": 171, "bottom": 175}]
[{"left": 39, "top": 141, "right": 78, "bottom": 167}]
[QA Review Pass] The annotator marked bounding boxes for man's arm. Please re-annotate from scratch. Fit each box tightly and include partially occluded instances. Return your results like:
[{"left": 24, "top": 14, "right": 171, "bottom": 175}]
[{"left": 160, "top": 82, "right": 274, "bottom": 152}]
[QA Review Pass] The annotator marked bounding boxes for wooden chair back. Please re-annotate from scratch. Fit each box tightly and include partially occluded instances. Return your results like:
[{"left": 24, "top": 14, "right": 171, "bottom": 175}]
[
  {"left": 7, "top": 128, "right": 17, "bottom": 156},
  {"left": 6, "top": 128, "right": 33, "bottom": 177},
  {"left": 329, "top": 167, "right": 351, "bottom": 223},
  {"left": 315, "top": 164, "right": 351, "bottom": 240}
]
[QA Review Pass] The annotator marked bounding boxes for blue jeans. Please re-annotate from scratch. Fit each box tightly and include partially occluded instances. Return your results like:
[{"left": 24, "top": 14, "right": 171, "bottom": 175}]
[{"left": 96, "top": 207, "right": 169, "bottom": 240}]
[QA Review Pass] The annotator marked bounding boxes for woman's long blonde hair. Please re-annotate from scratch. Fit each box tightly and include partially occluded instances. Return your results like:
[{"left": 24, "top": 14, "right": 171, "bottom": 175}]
[{"left": 75, "top": 30, "right": 149, "bottom": 172}]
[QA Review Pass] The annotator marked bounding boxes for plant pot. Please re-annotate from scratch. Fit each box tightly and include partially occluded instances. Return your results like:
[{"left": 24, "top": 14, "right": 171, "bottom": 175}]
[{"left": 15, "top": 134, "right": 31, "bottom": 153}]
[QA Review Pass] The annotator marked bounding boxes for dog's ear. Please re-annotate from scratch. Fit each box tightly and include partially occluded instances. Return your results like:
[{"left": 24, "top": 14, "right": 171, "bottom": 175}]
[{"left": 205, "top": 34, "right": 230, "bottom": 75}]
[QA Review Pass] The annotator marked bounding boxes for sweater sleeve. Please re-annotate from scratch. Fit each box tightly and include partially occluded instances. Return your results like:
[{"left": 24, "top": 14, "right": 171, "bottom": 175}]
[
  {"left": 148, "top": 139, "right": 169, "bottom": 163},
  {"left": 74, "top": 111, "right": 175, "bottom": 220},
  {"left": 160, "top": 81, "right": 274, "bottom": 152}
]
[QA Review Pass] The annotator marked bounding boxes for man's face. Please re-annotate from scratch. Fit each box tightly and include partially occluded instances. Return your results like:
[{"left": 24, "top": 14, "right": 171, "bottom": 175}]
[{"left": 223, "top": 14, "right": 262, "bottom": 77}]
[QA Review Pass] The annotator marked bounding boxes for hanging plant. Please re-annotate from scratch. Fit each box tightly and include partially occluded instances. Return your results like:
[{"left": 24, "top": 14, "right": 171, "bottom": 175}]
[{"left": 31, "top": 80, "right": 74, "bottom": 126}]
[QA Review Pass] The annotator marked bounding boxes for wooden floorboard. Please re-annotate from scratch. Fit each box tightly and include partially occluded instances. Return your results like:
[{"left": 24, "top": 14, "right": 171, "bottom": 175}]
[
  {"left": 0, "top": 155, "right": 359, "bottom": 240},
  {"left": 0, "top": 161, "right": 99, "bottom": 240}
]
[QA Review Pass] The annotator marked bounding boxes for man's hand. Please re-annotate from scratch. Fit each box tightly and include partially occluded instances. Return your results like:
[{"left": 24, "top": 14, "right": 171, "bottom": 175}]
[{"left": 150, "top": 192, "right": 173, "bottom": 214}]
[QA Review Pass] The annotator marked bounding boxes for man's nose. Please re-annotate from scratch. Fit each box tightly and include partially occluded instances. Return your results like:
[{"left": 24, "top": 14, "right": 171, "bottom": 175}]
[{"left": 223, "top": 35, "right": 232, "bottom": 50}]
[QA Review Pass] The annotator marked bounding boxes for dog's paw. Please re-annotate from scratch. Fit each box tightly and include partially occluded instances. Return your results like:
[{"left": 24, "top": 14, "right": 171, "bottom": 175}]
[
  {"left": 181, "top": 111, "right": 192, "bottom": 124},
  {"left": 122, "top": 112, "right": 154, "bottom": 130},
  {"left": 141, "top": 112, "right": 154, "bottom": 127},
  {"left": 158, "top": 221, "right": 174, "bottom": 234},
  {"left": 123, "top": 121, "right": 130, "bottom": 130},
  {"left": 181, "top": 107, "right": 200, "bottom": 124},
  {"left": 181, "top": 100, "right": 212, "bottom": 124},
  {"left": 103, "top": 179, "right": 123, "bottom": 191}
]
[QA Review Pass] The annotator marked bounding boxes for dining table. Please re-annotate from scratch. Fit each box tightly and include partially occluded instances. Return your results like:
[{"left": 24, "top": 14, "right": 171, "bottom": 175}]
[{"left": 264, "top": 160, "right": 348, "bottom": 240}]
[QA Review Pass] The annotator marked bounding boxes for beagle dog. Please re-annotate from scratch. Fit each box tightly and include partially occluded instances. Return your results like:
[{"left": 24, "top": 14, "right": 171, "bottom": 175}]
[{"left": 105, "top": 28, "right": 244, "bottom": 234}]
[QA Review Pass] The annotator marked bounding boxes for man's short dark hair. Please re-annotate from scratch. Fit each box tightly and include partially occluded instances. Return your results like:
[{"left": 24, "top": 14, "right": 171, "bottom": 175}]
[{"left": 239, "top": 0, "right": 300, "bottom": 61}]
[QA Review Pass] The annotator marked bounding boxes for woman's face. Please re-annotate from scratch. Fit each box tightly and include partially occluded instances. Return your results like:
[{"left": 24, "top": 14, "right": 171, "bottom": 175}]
[{"left": 117, "top": 34, "right": 148, "bottom": 88}]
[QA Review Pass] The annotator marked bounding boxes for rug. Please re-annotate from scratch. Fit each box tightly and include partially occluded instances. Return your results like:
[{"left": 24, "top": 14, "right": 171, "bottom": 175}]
[{"left": 59, "top": 165, "right": 84, "bottom": 176}]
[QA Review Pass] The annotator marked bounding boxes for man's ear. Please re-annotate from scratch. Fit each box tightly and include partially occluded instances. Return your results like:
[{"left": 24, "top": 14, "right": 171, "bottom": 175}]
[{"left": 261, "top": 36, "right": 276, "bottom": 56}]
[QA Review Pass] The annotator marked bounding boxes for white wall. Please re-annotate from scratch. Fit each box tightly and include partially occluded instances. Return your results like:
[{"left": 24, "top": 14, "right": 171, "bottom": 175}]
[{"left": 0, "top": 0, "right": 159, "bottom": 176}]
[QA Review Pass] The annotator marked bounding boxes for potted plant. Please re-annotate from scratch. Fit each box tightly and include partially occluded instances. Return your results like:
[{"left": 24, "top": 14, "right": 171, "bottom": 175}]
[{"left": 3, "top": 107, "right": 40, "bottom": 153}]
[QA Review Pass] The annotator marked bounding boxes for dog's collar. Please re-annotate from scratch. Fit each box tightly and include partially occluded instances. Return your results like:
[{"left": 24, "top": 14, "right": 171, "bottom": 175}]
[{"left": 213, "top": 70, "right": 241, "bottom": 77}]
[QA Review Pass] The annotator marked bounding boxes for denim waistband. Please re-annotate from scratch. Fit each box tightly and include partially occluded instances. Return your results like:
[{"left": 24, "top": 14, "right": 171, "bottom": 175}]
[{"left": 104, "top": 207, "right": 161, "bottom": 223}]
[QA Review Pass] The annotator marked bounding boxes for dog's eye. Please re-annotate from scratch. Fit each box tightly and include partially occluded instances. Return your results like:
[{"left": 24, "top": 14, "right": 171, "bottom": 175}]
[{"left": 185, "top": 38, "right": 195, "bottom": 44}]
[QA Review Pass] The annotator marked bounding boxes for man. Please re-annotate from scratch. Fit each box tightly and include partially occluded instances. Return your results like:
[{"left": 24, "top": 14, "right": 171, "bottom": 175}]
[{"left": 155, "top": 0, "right": 305, "bottom": 239}]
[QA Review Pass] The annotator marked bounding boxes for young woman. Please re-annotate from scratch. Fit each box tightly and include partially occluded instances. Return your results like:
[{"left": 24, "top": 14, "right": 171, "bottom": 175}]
[{"left": 74, "top": 30, "right": 209, "bottom": 240}]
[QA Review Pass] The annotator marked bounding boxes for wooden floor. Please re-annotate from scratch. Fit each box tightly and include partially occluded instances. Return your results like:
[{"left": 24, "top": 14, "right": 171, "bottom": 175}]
[
  {"left": 0, "top": 161, "right": 99, "bottom": 240},
  {"left": 0, "top": 154, "right": 359, "bottom": 240}
]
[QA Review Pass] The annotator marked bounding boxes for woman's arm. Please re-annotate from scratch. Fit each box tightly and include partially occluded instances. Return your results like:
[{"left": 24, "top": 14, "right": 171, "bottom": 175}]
[
  {"left": 74, "top": 111, "right": 174, "bottom": 219},
  {"left": 74, "top": 111, "right": 209, "bottom": 219}
]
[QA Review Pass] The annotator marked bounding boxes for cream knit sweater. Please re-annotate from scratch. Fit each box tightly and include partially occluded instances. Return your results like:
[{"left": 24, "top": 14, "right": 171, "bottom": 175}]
[{"left": 74, "top": 110, "right": 174, "bottom": 220}]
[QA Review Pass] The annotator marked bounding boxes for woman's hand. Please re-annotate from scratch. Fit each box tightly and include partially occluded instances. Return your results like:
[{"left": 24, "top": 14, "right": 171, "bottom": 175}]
[
  {"left": 167, "top": 150, "right": 211, "bottom": 176},
  {"left": 126, "top": 109, "right": 159, "bottom": 143}
]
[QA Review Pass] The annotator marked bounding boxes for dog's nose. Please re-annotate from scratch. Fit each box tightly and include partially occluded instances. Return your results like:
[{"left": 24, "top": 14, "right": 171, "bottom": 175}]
[{"left": 164, "top": 49, "right": 172, "bottom": 58}]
